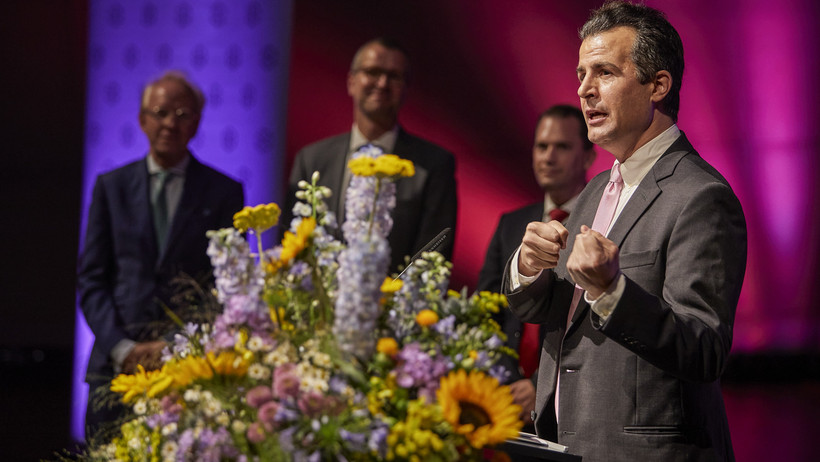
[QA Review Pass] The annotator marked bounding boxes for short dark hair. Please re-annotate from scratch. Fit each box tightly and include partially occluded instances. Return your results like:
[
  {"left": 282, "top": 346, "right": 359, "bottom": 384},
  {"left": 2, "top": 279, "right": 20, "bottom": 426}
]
[
  {"left": 538, "top": 104, "right": 593, "bottom": 151},
  {"left": 141, "top": 70, "right": 205, "bottom": 114},
  {"left": 350, "top": 37, "right": 412, "bottom": 82},
  {"left": 580, "top": 1, "right": 684, "bottom": 121}
]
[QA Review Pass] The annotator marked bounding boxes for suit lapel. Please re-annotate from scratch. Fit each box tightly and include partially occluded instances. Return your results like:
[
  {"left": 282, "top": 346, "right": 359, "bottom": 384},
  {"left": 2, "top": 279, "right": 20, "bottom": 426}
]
[
  {"left": 160, "top": 156, "right": 203, "bottom": 264},
  {"left": 131, "top": 159, "right": 161, "bottom": 262}
]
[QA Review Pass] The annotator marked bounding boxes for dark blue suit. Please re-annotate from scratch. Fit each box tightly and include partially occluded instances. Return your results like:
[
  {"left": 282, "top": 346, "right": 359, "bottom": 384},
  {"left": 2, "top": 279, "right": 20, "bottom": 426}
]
[{"left": 77, "top": 155, "right": 243, "bottom": 402}]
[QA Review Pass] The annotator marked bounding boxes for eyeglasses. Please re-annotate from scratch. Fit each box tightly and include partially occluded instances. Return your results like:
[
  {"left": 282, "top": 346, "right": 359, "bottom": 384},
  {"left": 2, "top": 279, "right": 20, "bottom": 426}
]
[
  {"left": 355, "top": 66, "right": 406, "bottom": 84},
  {"left": 143, "top": 106, "right": 197, "bottom": 122}
]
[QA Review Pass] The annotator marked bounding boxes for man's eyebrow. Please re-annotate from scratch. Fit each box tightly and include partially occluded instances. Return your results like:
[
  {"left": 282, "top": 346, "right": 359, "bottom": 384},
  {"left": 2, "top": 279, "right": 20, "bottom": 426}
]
[{"left": 577, "top": 61, "right": 618, "bottom": 74}]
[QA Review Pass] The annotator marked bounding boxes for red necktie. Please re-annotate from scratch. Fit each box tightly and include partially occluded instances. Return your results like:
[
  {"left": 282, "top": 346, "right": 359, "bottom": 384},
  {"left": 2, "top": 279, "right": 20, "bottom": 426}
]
[
  {"left": 548, "top": 207, "right": 569, "bottom": 223},
  {"left": 519, "top": 208, "right": 570, "bottom": 378}
]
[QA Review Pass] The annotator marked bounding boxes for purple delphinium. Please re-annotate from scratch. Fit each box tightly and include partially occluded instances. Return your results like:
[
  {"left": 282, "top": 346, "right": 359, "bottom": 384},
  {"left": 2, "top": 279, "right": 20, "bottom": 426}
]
[
  {"left": 333, "top": 146, "right": 397, "bottom": 359},
  {"left": 206, "top": 228, "right": 264, "bottom": 303},
  {"left": 208, "top": 293, "right": 273, "bottom": 350}
]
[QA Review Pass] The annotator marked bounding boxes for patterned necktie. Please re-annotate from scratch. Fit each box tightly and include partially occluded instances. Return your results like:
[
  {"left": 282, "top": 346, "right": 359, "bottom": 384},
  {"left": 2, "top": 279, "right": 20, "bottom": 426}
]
[
  {"left": 556, "top": 163, "right": 623, "bottom": 421},
  {"left": 152, "top": 171, "right": 172, "bottom": 251},
  {"left": 519, "top": 208, "right": 570, "bottom": 378}
]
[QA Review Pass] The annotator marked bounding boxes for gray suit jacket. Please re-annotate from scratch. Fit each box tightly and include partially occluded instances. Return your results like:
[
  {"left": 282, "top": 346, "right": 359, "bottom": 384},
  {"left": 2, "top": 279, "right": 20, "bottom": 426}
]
[
  {"left": 284, "top": 128, "right": 457, "bottom": 272},
  {"left": 503, "top": 133, "right": 746, "bottom": 461}
]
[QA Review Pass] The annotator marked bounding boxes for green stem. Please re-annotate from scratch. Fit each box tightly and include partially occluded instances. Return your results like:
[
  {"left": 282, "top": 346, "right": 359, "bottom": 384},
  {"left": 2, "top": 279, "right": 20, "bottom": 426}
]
[{"left": 306, "top": 251, "right": 333, "bottom": 325}]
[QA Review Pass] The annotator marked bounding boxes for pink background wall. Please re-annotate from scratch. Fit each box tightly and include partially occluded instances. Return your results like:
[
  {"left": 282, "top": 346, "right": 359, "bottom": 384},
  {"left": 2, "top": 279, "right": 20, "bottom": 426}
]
[{"left": 285, "top": 0, "right": 820, "bottom": 353}]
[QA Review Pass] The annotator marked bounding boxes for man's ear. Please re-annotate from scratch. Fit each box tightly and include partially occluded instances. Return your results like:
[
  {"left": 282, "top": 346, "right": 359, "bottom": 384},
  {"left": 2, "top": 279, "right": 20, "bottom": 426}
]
[{"left": 650, "top": 70, "right": 672, "bottom": 103}]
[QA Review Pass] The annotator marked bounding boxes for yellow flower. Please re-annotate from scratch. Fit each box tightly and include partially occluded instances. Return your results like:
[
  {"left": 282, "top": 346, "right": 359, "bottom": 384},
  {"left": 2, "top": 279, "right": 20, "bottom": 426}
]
[
  {"left": 207, "top": 351, "right": 249, "bottom": 376},
  {"left": 380, "top": 277, "right": 403, "bottom": 294},
  {"left": 348, "top": 154, "right": 415, "bottom": 178},
  {"left": 347, "top": 156, "right": 376, "bottom": 176},
  {"left": 233, "top": 203, "right": 281, "bottom": 233},
  {"left": 437, "top": 369, "right": 522, "bottom": 447},
  {"left": 415, "top": 309, "right": 439, "bottom": 327},
  {"left": 272, "top": 217, "right": 316, "bottom": 270},
  {"left": 474, "top": 291, "right": 508, "bottom": 314},
  {"left": 110, "top": 365, "right": 171, "bottom": 403},
  {"left": 386, "top": 398, "right": 452, "bottom": 460},
  {"left": 164, "top": 355, "right": 213, "bottom": 388},
  {"left": 376, "top": 337, "right": 399, "bottom": 357}
]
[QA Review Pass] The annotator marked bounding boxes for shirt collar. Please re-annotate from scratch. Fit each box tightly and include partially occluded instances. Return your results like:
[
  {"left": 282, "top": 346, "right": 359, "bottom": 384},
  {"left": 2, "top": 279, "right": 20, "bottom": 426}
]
[
  {"left": 349, "top": 123, "right": 400, "bottom": 153},
  {"left": 544, "top": 194, "right": 579, "bottom": 215},
  {"left": 617, "top": 124, "right": 680, "bottom": 187},
  {"left": 147, "top": 152, "right": 190, "bottom": 177}
]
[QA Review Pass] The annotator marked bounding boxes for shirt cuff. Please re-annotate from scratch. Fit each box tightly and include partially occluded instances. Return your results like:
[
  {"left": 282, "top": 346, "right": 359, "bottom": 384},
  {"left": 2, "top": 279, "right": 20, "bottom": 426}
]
[
  {"left": 585, "top": 272, "right": 625, "bottom": 321},
  {"left": 510, "top": 246, "right": 542, "bottom": 291},
  {"left": 111, "top": 338, "right": 137, "bottom": 374}
]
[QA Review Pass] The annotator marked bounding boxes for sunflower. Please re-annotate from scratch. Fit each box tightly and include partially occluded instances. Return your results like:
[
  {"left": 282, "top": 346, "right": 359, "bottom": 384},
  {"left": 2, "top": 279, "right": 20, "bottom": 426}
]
[
  {"left": 110, "top": 365, "right": 172, "bottom": 403},
  {"left": 436, "top": 369, "right": 522, "bottom": 447}
]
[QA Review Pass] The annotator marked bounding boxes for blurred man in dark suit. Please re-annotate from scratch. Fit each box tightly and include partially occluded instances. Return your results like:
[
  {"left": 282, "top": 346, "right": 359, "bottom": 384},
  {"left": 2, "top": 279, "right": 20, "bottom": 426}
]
[
  {"left": 77, "top": 71, "right": 244, "bottom": 436},
  {"left": 284, "top": 37, "right": 457, "bottom": 272},
  {"left": 477, "top": 105, "right": 595, "bottom": 429}
]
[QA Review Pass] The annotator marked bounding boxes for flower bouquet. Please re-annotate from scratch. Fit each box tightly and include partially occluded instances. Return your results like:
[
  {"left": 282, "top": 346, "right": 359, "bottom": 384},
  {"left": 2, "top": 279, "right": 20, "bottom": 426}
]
[{"left": 82, "top": 146, "right": 522, "bottom": 461}]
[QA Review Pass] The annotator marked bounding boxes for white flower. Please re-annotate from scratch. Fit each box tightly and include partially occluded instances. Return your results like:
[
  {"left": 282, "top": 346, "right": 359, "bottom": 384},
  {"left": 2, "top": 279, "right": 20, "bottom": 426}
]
[
  {"left": 161, "top": 423, "right": 177, "bottom": 436},
  {"left": 128, "top": 437, "right": 142, "bottom": 450},
  {"left": 184, "top": 388, "right": 201, "bottom": 402},
  {"left": 203, "top": 398, "right": 222, "bottom": 417},
  {"left": 247, "top": 335, "right": 267, "bottom": 352},
  {"left": 133, "top": 399, "right": 147, "bottom": 415},
  {"left": 248, "top": 363, "right": 271, "bottom": 380},
  {"left": 216, "top": 412, "right": 230, "bottom": 426},
  {"left": 231, "top": 420, "right": 247, "bottom": 433},
  {"left": 161, "top": 441, "right": 178, "bottom": 460}
]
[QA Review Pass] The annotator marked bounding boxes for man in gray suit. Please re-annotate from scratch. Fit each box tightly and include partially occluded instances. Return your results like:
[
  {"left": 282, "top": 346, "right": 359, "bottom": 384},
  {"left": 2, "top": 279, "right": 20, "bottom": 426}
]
[
  {"left": 504, "top": 2, "right": 746, "bottom": 460},
  {"left": 284, "top": 37, "right": 457, "bottom": 272}
]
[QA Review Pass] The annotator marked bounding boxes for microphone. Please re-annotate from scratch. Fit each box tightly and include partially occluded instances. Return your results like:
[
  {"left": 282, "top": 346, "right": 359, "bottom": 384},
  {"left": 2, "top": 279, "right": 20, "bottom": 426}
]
[{"left": 393, "top": 227, "right": 452, "bottom": 281}]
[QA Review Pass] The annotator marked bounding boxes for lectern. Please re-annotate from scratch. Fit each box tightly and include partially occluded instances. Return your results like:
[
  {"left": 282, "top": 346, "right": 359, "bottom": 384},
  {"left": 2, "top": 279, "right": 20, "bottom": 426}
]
[{"left": 497, "top": 435, "right": 582, "bottom": 461}]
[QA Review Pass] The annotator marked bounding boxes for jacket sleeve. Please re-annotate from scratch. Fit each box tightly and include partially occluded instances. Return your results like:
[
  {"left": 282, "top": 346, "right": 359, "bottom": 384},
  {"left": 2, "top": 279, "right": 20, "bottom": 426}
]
[
  {"left": 597, "top": 182, "right": 747, "bottom": 382},
  {"left": 76, "top": 177, "right": 131, "bottom": 357}
]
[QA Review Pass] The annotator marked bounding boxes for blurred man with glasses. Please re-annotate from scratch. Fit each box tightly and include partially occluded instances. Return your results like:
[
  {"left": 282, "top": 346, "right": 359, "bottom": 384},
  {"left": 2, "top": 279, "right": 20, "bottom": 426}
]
[
  {"left": 284, "top": 37, "right": 457, "bottom": 272},
  {"left": 77, "top": 71, "right": 244, "bottom": 437}
]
